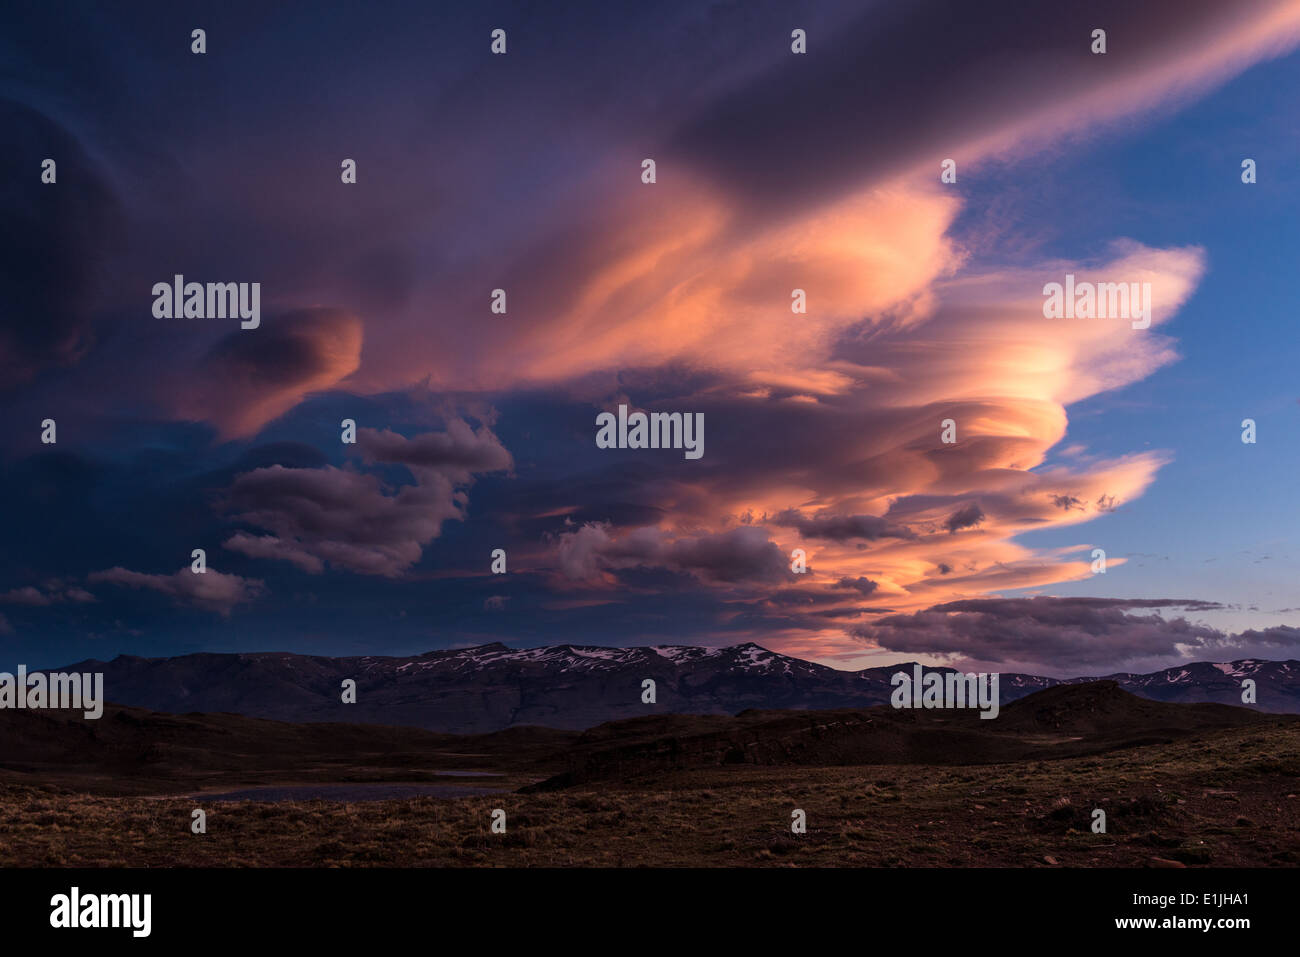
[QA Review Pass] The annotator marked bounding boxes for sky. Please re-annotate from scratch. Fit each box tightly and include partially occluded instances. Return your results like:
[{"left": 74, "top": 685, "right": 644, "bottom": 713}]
[{"left": 2, "top": 0, "right": 1300, "bottom": 676}]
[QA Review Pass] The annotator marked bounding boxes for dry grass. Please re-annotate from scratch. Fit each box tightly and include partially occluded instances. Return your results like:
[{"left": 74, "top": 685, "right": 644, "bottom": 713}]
[{"left": 2, "top": 722, "right": 1298, "bottom": 867}]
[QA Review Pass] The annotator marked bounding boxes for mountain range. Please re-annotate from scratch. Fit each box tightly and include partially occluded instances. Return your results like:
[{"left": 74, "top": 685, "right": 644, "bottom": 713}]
[{"left": 43, "top": 643, "right": 1299, "bottom": 733}]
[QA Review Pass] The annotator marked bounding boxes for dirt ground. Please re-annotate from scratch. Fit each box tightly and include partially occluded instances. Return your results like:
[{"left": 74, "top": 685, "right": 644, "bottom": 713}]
[{"left": 2, "top": 721, "right": 1297, "bottom": 867}]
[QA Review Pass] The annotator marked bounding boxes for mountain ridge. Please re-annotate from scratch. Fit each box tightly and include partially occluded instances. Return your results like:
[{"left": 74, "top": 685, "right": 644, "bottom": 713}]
[{"left": 37, "top": 643, "right": 1299, "bottom": 733}]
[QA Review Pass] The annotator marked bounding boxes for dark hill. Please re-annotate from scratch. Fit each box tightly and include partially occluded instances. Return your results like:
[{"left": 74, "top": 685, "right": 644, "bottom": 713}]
[
  {"left": 996, "top": 680, "right": 1267, "bottom": 736},
  {"left": 525, "top": 681, "right": 1287, "bottom": 790},
  {"left": 0, "top": 703, "right": 577, "bottom": 795}
]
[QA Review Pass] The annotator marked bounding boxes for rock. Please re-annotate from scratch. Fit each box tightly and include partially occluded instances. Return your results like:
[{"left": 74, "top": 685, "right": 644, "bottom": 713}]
[{"left": 1150, "top": 857, "right": 1186, "bottom": 868}]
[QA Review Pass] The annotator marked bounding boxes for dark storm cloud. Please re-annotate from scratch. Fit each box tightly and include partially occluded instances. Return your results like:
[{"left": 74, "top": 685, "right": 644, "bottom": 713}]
[
  {"left": 772, "top": 509, "right": 915, "bottom": 542},
  {"left": 851, "top": 596, "right": 1263, "bottom": 674},
  {"left": 0, "top": 100, "right": 122, "bottom": 387},
  {"left": 944, "top": 503, "right": 985, "bottom": 534},
  {"left": 664, "top": 526, "right": 794, "bottom": 584},
  {"left": 670, "top": 0, "right": 1283, "bottom": 220},
  {"left": 1228, "top": 626, "right": 1300, "bottom": 655},
  {"left": 760, "top": 587, "right": 858, "bottom": 607},
  {"left": 174, "top": 308, "right": 363, "bottom": 438},
  {"left": 555, "top": 523, "right": 794, "bottom": 585},
  {"left": 933, "top": 597, "right": 1225, "bottom": 616},
  {"left": 832, "top": 576, "right": 880, "bottom": 596}
]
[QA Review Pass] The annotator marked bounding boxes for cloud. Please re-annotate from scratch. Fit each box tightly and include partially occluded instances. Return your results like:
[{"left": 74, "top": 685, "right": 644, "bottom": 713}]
[
  {"left": 0, "top": 583, "right": 96, "bottom": 606},
  {"left": 531, "top": 242, "right": 1200, "bottom": 623},
  {"left": 87, "top": 567, "right": 264, "bottom": 616},
  {"left": 172, "top": 308, "right": 363, "bottom": 439},
  {"left": 848, "top": 596, "right": 1276, "bottom": 675},
  {"left": 0, "top": 100, "right": 122, "bottom": 389},
  {"left": 944, "top": 503, "right": 986, "bottom": 534},
  {"left": 832, "top": 577, "right": 880, "bottom": 596},
  {"left": 222, "top": 465, "right": 451, "bottom": 576},
  {"left": 0, "top": 586, "right": 51, "bottom": 606},
  {"left": 555, "top": 523, "right": 793, "bottom": 585},
  {"left": 170, "top": 0, "right": 1277, "bottom": 420},
  {"left": 772, "top": 509, "right": 915, "bottom": 542},
  {"left": 360, "top": 422, "right": 514, "bottom": 474},
  {"left": 671, "top": 0, "right": 1300, "bottom": 217},
  {"left": 223, "top": 420, "right": 512, "bottom": 576},
  {"left": 3, "top": 0, "right": 1297, "bottom": 668}
]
